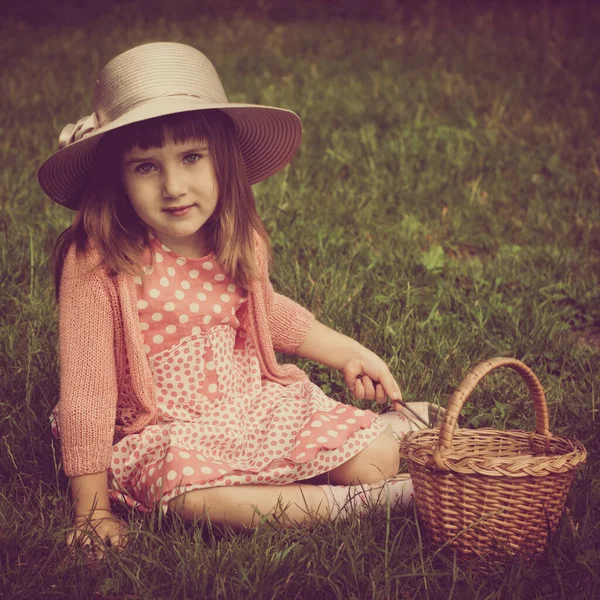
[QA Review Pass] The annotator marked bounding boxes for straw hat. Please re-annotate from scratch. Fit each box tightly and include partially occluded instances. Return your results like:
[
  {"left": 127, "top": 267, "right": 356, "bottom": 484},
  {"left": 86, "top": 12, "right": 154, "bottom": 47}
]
[{"left": 37, "top": 42, "right": 302, "bottom": 210}]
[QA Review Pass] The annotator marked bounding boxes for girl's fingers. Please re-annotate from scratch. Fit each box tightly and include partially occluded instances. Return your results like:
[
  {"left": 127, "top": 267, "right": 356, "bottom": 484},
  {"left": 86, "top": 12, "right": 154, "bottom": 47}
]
[
  {"left": 375, "top": 383, "right": 386, "bottom": 404},
  {"left": 343, "top": 357, "right": 402, "bottom": 403},
  {"left": 109, "top": 530, "right": 127, "bottom": 549},
  {"left": 353, "top": 377, "right": 365, "bottom": 400},
  {"left": 68, "top": 522, "right": 107, "bottom": 553},
  {"left": 362, "top": 376, "right": 376, "bottom": 400},
  {"left": 378, "top": 369, "right": 402, "bottom": 402}
]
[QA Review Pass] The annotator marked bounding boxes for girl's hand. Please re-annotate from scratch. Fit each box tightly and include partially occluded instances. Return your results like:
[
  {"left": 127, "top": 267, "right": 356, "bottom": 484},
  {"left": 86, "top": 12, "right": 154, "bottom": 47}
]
[
  {"left": 67, "top": 509, "right": 128, "bottom": 559},
  {"left": 342, "top": 349, "right": 403, "bottom": 405}
]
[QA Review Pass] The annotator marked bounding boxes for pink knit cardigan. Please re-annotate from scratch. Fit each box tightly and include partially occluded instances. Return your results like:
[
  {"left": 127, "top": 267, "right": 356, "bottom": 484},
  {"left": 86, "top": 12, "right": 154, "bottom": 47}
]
[{"left": 57, "top": 239, "right": 314, "bottom": 477}]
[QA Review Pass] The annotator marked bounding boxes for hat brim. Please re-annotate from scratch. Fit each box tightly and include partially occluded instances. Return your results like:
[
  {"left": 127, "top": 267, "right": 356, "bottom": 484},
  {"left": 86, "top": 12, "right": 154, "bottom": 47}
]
[{"left": 37, "top": 97, "right": 302, "bottom": 209}]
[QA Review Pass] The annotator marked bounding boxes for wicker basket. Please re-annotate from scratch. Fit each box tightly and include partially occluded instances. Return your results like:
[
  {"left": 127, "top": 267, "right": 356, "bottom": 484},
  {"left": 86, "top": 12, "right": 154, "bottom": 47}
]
[{"left": 400, "top": 357, "right": 587, "bottom": 565}]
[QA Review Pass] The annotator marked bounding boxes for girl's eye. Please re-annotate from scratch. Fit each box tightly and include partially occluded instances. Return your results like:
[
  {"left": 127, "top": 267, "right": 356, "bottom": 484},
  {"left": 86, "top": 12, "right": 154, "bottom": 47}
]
[
  {"left": 136, "top": 162, "right": 155, "bottom": 174},
  {"left": 183, "top": 154, "right": 202, "bottom": 165}
]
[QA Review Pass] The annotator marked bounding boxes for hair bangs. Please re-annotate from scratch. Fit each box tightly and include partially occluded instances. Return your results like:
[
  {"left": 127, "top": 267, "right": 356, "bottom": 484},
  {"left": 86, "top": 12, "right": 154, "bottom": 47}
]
[{"left": 110, "top": 110, "right": 218, "bottom": 154}]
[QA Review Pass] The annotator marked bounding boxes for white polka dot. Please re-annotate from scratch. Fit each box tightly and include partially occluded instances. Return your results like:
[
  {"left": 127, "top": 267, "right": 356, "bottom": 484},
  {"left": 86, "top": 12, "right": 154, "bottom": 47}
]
[
  {"left": 296, "top": 452, "right": 306, "bottom": 460},
  {"left": 306, "top": 444, "right": 317, "bottom": 449},
  {"left": 148, "top": 467, "right": 155, "bottom": 476},
  {"left": 203, "top": 315, "right": 212, "bottom": 324},
  {"left": 182, "top": 466, "right": 195, "bottom": 476},
  {"left": 327, "top": 430, "right": 338, "bottom": 437},
  {"left": 155, "top": 253, "right": 164, "bottom": 263},
  {"left": 167, "top": 470, "right": 178, "bottom": 481},
  {"left": 189, "top": 269, "right": 199, "bottom": 279},
  {"left": 202, "top": 262, "right": 214, "bottom": 270},
  {"left": 143, "top": 344, "right": 151, "bottom": 353},
  {"left": 201, "top": 466, "right": 213, "bottom": 474},
  {"left": 179, "top": 451, "right": 191, "bottom": 459},
  {"left": 153, "top": 334, "right": 164, "bottom": 344},
  {"left": 152, "top": 312, "right": 163, "bottom": 321},
  {"left": 203, "top": 282, "right": 213, "bottom": 291},
  {"left": 167, "top": 267, "right": 176, "bottom": 276},
  {"left": 214, "top": 273, "right": 225, "bottom": 281},
  {"left": 354, "top": 410, "right": 365, "bottom": 417},
  {"left": 197, "top": 292, "right": 207, "bottom": 301},
  {"left": 347, "top": 418, "right": 357, "bottom": 424},
  {"left": 137, "top": 299, "right": 148, "bottom": 309},
  {"left": 221, "top": 317, "right": 230, "bottom": 324},
  {"left": 227, "top": 284, "right": 236, "bottom": 293},
  {"left": 156, "top": 477, "right": 163, "bottom": 488},
  {"left": 189, "top": 303, "right": 199, "bottom": 313},
  {"left": 300, "top": 430, "right": 311, "bottom": 438},
  {"left": 317, "top": 436, "right": 329, "bottom": 443},
  {"left": 206, "top": 362, "right": 215, "bottom": 370},
  {"left": 139, "top": 322, "right": 149, "bottom": 331},
  {"left": 160, "top": 277, "right": 169, "bottom": 287},
  {"left": 208, "top": 383, "right": 217, "bottom": 393},
  {"left": 164, "top": 302, "right": 175, "bottom": 311},
  {"left": 311, "top": 420, "right": 322, "bottom": 427},
  {"left": 176, "top": 257, "right": 186, "bottom": 266},
  {"left": 337, "top": 424, "right": 348, "bottom": 430},
  {"left": 143, "top": 266, "right": 154, "bottom": 275},
  {"left": 133, "top": 276, "right": 143, "bottom": 285},
  {"left": 220, "top": 294, "right": 230, "bottom": 302},
  {"left": 166, "top": 452, "right": 174, "bottom": 463},
  {"left": 213, "top": 304, "right": 222, "bottom": 314},
  {"left": 218, "top": 468, "right": 228, "bottom": 475},
  {"left": 161, "top": 244, "right": 170, "bottom": 252},
  {"left": 192, "top": 326, "right": 201, "bottom": 335},
  {"left": 181, "top": 280, "right": 190, "bottom": 290},
  {"left": 149, "top": 288, "right": 160, "bottom": 298},
  {"left": 175, "top": 290, "right": 185, "bottom": 300},
  {"left": 166, "top": 325, "right": 176, "bottom": 334},
  {"left": 179, "top": 314, "right": 189, "bottom": 324}
]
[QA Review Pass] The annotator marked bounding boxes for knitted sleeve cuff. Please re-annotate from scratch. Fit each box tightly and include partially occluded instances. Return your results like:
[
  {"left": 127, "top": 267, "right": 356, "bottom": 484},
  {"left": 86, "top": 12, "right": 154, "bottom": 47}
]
[
  {"left": 269, "top": 293, "right": 315, "bottom": 354},
  {"left": 61, "top": 444, "right": 114, "bottom": 477}
]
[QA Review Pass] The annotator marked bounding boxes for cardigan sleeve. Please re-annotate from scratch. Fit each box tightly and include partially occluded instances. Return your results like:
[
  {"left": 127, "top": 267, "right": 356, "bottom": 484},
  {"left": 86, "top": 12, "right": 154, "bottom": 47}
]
[
  {"left": 269, "top": 292, "right": 314, "bottom": 354},
  {"left": 57, "top": 246, "right": 118, "bottom": 476},
  {"left": 254, "top": 235, "right": 315, "bottom": 354}
]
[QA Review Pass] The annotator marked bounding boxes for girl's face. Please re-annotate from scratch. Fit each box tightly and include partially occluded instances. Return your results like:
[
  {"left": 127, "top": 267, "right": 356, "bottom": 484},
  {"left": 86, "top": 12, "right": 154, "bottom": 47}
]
[{"left": 121, "top": 137, "right": 218, "bottom": 257}]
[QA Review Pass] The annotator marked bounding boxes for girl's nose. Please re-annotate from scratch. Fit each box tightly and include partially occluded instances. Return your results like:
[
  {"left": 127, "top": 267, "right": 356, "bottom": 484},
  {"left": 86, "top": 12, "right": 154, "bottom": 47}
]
[{"left": 161, "top": 166, "right": 188, "bottom": 199}]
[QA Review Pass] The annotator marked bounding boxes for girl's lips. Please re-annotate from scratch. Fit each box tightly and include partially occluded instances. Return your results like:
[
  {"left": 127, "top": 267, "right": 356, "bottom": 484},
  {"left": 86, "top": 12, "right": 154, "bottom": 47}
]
[{"left": 163, "top": 205, "right": 194, "bottom": 217}]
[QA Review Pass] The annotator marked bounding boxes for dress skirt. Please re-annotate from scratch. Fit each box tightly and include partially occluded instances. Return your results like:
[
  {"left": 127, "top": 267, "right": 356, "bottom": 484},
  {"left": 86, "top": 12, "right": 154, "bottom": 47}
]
[{"left": 109, "top": 326, "right": 387, "bottom": 511}]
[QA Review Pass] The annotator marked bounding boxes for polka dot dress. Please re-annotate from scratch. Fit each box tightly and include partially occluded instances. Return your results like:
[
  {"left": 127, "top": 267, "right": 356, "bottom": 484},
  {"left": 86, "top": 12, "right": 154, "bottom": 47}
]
[{"left": 108, "top": 237, "right": 387, "bottom": 511}]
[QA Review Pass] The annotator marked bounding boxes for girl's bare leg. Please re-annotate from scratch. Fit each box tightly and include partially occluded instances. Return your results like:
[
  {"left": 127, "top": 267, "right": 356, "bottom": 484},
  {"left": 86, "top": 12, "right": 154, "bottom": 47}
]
[
  {"left": 167, "top": 483, "right": 330, "bottom": 530},
  {"left": 168, "top": 430, "right": 400, "bottom": 528}
]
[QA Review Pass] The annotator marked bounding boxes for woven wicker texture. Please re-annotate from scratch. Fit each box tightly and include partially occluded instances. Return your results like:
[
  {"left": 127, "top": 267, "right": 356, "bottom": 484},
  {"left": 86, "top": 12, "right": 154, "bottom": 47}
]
[{"left": 400, "top": 357, "right": 587, "bottom": 565}]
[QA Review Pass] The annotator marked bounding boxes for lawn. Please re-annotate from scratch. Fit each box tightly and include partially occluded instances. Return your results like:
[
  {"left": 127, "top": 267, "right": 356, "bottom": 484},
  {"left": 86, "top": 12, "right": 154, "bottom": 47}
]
[{"left": 1, "top": 1, "right": 599, "bottom": 598}]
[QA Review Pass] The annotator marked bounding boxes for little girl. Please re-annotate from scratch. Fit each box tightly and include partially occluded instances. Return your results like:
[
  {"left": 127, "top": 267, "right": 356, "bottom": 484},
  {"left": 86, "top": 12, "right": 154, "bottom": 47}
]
[{"left": 38, "top": 42, "right": 425, "bottom": 553}]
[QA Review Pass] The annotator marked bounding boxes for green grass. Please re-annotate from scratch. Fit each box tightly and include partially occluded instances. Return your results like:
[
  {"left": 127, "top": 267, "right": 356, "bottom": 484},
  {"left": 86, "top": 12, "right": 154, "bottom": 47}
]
[{"left": 1, "top": 1, "right": 600, "bottom": 598}]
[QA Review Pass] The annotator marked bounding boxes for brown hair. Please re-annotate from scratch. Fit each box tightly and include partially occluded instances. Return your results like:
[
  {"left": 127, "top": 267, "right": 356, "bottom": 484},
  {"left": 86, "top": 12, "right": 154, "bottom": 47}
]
[{"left": 53, "top": 110, "right": 270, "bottom": 297}]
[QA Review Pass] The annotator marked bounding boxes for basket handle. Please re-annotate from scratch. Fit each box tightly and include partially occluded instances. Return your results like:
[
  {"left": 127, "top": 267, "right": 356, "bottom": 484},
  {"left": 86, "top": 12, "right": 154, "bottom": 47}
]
[{"left": 436, "top": 357, "right": 550, "bottom": 455}]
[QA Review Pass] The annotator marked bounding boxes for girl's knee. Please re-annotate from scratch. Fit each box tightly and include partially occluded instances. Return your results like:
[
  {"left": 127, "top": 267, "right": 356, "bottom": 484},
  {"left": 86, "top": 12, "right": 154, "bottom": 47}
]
[
  {"left": 329, "top": 430, "right": 400, "bottom": 484},
  {"left": 374, "top": 431, "right": 400, "bottom": 479}
]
